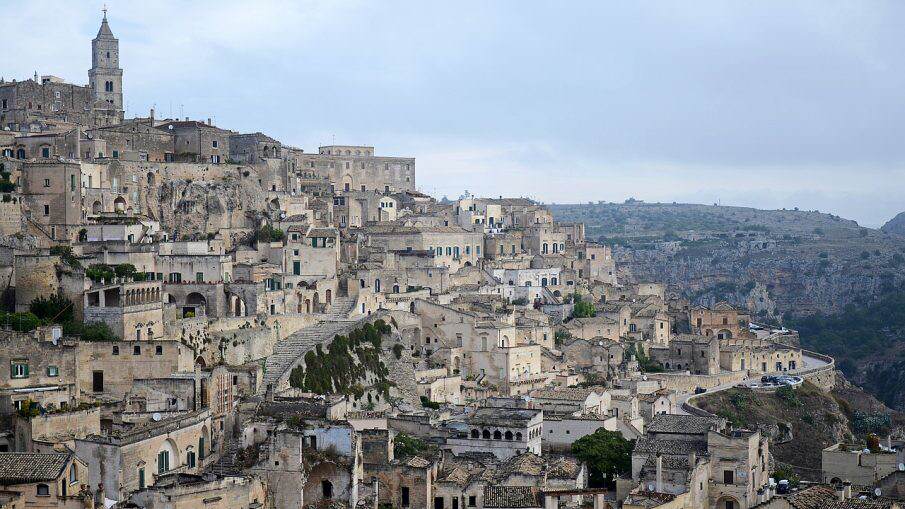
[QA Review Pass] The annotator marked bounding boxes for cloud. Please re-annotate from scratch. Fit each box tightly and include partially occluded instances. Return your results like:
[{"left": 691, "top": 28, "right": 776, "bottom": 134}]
[{"left": 4, "top": 0, "right": 904, "bottom": 226}]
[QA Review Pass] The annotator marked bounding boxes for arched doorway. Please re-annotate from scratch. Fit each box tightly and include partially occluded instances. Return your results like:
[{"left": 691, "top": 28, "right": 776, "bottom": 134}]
[
  {"left": 325, "top": 289, "right": 332, "bottom": 305},
  {"left": 114, "top": 196, "right": 126, "bottom": 213},
  {"left": 92, "top": 201, "right": 103, "bottom": 214},
  {"left": 715, "top": 496, "right": 740, "bottom": 509},
  {"left": 184, "top": 292, "right": 206, "bottom": 318}
]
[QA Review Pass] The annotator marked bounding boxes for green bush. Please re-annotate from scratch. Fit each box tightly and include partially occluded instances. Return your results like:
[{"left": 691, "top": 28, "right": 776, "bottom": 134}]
[
  {"left": 255, "top": 224, "right": 285, "bottom": 243},
  {"left": 29, "top": 294, "right": 74, "bottom": 323},
  {"left": 420, "top": 395, "right": 440, "bottom": 409},
  {"left": 572, "top": 300, "right": 597, "bottom": 318},
  {"left": 571, "top": 429, "right": 634, "bottom": 488},
  {"left": 0, "top": 311, "right": 42, "bottom": 332},
  {"left": 114, "top": 263, "right": 137, "bottom": 278},
  {"left": 394, "top": 433, "right": 427, "bottom": 459},
  {"left": 86, "top": 264, "right": 115, "bottom": 282}
]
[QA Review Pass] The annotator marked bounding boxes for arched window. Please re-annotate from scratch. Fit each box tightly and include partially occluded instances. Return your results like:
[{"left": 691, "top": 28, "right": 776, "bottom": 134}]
[
  {"left": 322, "top": 480, "right": 333, "bottom": 499},
  {"left": 36, "top": 484, "right": 50, "bottom": 496},
  {"left": 157, "top": 450, "right": 170, "bottom": 474},
  {"left": 471, "top": 429, "right": 479, "bottom": 438},
  {"left": 493, "top": 430, "right": 502, "bottom": 440},
  {"left": 516, "top": 432, "right": 523, "bottom": 441},
  {"left": 505, "top": 431, "right": 513, "bottom": 440},
  {"left": 482, "top": 429, "right": 490, "bottom": 439},
  {"left": 69, "top": 464, "right": 77, "bottom": 483},
  {"left": 360, "top": 279, "right": 366, "bottom": 288}
]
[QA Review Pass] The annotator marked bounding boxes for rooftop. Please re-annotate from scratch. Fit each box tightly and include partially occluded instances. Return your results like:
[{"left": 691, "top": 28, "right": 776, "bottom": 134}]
[{"left": 0, "top": 452, "right": 70, "bottom": 484}]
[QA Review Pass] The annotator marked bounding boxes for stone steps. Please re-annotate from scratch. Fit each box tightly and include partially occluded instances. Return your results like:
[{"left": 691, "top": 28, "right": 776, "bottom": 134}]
[{"left": 261, "top": 320, "right": 356, "bottom": 390}]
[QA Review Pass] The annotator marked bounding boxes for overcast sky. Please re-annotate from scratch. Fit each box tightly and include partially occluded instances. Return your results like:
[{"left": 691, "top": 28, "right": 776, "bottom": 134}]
[{"left": 5, "top": 1, "right": 905, "bottom": 226}]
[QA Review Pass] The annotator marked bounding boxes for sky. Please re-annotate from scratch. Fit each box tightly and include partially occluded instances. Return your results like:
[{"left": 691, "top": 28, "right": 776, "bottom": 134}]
[{"left": 4, "top": 1, "right": 905, "bottom": 227}]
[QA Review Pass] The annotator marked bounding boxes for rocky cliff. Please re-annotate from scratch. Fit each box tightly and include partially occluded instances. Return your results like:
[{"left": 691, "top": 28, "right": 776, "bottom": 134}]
[
  {"left": 551, "top": 202, "right": 905, "bottom": 318},
  {"left": 882, "top": 211, "right": 905, "bottom": 236}
]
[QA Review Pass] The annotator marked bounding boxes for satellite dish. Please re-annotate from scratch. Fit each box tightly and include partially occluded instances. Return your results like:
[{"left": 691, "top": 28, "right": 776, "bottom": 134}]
[
  {"left": 875, "top": 488, "right": 882, "bottom": 497},
  {"left": 899, "top": 463, "right": 905, "bottom": 471},
  {"left": 152, "top": 412, "right": 162, "bottom": 422}
]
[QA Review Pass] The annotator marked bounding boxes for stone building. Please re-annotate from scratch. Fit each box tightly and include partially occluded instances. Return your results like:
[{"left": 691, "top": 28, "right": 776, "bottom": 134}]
[
  {"left": 0, "top": 451, "right": 92, "bottom": 508},
  {"left": 631, "top": 414, "right": 771, "bottom": 509},
  {"left": 0, "top": 13, "right": 123, "bottom": 131},
  {"left": 0, "top": 328, "right": 79, "bottom": 414},
  {"left": 74, "top": 409, "right": 213, "bottom": 502},
  {"left": 445, "top": 407, "right": 543, "bottom": 460},
  {"left": 83, "top": 279, "right": 164, "bottom": 341}
]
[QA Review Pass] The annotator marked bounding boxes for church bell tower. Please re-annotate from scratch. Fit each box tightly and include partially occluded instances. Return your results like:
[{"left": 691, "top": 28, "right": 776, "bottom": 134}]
[{"left": 88, "top": 8, "right": 124, "bottom": 123}]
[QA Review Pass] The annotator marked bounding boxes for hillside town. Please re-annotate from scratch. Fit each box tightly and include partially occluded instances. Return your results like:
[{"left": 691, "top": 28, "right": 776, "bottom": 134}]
[{"left": 0, "top": 13, "right": 903, "bottom": 509}]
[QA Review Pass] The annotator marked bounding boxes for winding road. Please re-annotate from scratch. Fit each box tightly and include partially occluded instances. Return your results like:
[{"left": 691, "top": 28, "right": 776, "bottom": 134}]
[{"left": 676, "top": 352, "right": 831, "bottom": 415}]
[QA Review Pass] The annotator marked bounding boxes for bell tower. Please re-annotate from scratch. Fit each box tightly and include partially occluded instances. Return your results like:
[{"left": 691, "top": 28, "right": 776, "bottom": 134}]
[{"left": 88, "top": 7, "right": 124, "bottom": 122}]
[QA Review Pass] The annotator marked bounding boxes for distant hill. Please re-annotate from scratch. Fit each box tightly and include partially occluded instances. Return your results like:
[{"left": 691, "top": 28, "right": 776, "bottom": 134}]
[
  {"left": 882, "top": 211, "right": 905, "bottom": 236},
  {"left": 550, "top": 202, "right": 905, "bottom": 316}
]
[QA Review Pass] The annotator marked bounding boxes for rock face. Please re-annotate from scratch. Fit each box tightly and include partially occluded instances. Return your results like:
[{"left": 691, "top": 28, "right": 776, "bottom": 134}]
[
  {"left": 551, "top": 202, "right": 905, "bottom": 318},
  {"left": 881, "top": 211, "right": 905, "bottom": 236}
]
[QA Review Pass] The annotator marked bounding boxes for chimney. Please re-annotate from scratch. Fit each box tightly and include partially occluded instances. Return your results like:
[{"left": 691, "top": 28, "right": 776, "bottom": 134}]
[
  {"left": 150, "top": 107, "right": 155, "bottom": 124},
  {"left": 655, "top": 453, "right": 663, "bottom": 492},
  {"left": 265, "top": 383, "right": 274, "bottom": 402},
  {"left": 207, "top": 118, "right": 212, "bottom": 126},
  {"left": 688, "top": 451, "right": 696, "bottom": 468},
  {"left": 184, "top": 117, "right": 189, "bottom": 121}
]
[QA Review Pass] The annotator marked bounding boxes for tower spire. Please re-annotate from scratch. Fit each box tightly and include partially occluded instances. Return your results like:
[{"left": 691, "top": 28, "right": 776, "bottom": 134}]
[{"left": 102, "top": 4, "right": 107, "bottom": 21}]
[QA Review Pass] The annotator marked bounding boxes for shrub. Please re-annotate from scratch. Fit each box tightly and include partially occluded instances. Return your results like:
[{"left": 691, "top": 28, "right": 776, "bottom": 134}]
[
  {"left": 420, "top": 396, "right": 440, "bottom": 410},
  {"left": 29, "top": 294, "right": 74, "bottom": 323},
  {"left": 0, "top": 312, "right": 42, "bottom": 332},
  {"left": 114, "top": 263, "right": 137, "bottom": 278},
  {"left": 572, "top": 300, "right": 597, "bottom": 319},
  {"left": 571, "top": 429, "right": 634, "bottom": 488},
  {"left": 255, "top": 224, "right": 285, "bottom": 243},
  {"left": 86, "top": 264, "right": 115, "bottom": 283}
]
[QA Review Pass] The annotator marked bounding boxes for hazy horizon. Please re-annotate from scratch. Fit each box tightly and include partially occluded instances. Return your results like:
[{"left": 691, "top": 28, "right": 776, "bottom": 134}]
[{"left": 5, "top": 0, "right": 905, "bottom": 227}]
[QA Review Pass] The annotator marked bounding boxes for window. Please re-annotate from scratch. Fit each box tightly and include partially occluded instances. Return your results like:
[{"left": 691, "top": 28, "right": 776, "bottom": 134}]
[
  {"left": 212, "top": 140, "right": 218, "bottom": 148},
  {"left": 36, "top": 484, "right": 50, "bottom": 496},
  {"left": 44, "top": 204, "right": 49, "bottom": 216},
  {"left": 69, "top": 464, "right": 77, "bottom": 483},
  {"left": 155, "top": 345, "right": 163, "bottom": 356},
  {"left": 112, "top": 150, "right": 119, "bottom": 159},
  {"left": 402, "top": 487, "right": 410, "bottom": 507},
  {"left": 134, "top": 345, "right": 141, "bottom": 355},
  {"left": 112, "top": 345, "right": 119, "bottom": 355},
  {"left": 92, "top": 370, "right": 104, "bottom": 392},
  {"left": 199, "top": 436, "right": 206, "bottom": 460},
  {"left": 468, "top": 496, "right": 476, "bottom": 507},
  {"left": 44, "top": 178, "right": 50, "bottom": 187},
  {"left": 47, "top": 365, "right": 59, "bottom": 377},
  {"left": 187, "top": 451, "right": 196, "bottom": 468},
  {"left": 41, "top": 147, "right": 50, "bottom": 158},
  {"left": 138, "top": 468, "right": 145, "bottom": 489},
  {"left": 196, "top": 272, "right": 204, "bottom": 283},
  {"left": 11, "top": 360, "right": 28, "bottom": 379},
  {"left": 158, "top": 451, "right": 170, "bottom": 474},
  {"left": 723, "top": 470, "right": 734, "bottom": 484},
  {"left": 1, "top": 99, "right": 5, "bottom": 109}
]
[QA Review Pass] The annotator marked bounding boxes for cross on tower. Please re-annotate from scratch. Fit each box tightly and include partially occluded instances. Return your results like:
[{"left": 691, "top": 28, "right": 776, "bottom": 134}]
[{"left": 102, "top": 4, "right": 107, "bottom": 20}]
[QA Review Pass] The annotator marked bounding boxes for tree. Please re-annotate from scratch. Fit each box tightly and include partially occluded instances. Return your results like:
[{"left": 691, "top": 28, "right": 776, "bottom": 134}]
[
  {"left": 572, "top": 300, "right": 597, "bottom": 319},
  {"left": 29, "top": 294, "right": 74, "bottom": 323},
  {"left": 571, "top": 428, "right": 634, "bottom": 488}
]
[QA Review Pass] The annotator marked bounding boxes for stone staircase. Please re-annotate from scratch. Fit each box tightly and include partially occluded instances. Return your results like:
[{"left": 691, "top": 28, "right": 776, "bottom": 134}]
[
  {"left": 261, "top": 320, "right": 357, "bottom": 392},
  {"left": 322, "top": 296, "right": 358, "bottom": 320}
]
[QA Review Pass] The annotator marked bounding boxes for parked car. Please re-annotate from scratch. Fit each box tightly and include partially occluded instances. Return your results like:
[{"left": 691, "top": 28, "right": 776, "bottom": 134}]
[{"left": 694, "top": 387, "right": 707, "bottom": 394}]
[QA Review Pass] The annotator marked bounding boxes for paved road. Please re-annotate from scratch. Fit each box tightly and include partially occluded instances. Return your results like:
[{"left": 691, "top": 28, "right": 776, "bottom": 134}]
[{"left": 675, "top": 352, "right": 830, "bottom": 415}]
